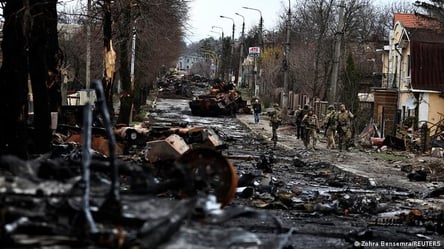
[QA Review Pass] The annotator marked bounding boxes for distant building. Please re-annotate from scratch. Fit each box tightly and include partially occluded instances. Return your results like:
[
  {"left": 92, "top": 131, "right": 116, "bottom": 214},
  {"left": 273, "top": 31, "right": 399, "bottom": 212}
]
[
  {"left": 58, "top": 23, "right": 82, "bottom": 40},
  {"left": 176, "top": 54, "right": 204, "bottom": 74}
]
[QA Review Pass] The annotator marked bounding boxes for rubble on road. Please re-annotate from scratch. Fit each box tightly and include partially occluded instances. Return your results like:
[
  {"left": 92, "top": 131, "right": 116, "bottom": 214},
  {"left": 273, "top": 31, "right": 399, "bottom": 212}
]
[
  {"left": 189, "top": 80, "right": 248, "bottom": 116},
  {"left": 2, "top": 94, "right": 444, "bottom": 248},
  {"left": 0, "top": 86, "right": 251, "bottom": 249}
]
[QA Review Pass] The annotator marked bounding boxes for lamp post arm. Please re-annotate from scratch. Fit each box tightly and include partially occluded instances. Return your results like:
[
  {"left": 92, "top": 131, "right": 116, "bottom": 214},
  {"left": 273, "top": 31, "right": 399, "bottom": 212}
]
[{"left": 242, "top": 6, "right": 263, "bottom": 49}]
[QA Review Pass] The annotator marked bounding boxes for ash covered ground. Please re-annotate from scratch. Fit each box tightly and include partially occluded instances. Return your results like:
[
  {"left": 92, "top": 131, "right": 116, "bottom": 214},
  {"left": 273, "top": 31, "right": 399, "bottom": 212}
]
[
  {"left": 0, "top": 95, "right": 443, "bottom": 249},
  {"left": 152, "top": 98, "right": 444, "bottom": 249}
]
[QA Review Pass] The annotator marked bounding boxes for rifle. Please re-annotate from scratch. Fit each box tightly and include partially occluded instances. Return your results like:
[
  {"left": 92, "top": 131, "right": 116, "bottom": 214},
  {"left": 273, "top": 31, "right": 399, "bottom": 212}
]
[{"left": 336, "top": 125, "right": 345, "bottom": 136}]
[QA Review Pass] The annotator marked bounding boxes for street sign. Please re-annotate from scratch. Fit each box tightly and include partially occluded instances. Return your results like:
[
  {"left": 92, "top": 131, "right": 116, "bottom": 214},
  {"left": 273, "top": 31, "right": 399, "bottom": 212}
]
[{"left": 248, "top": 47, "right": 260, "bottom": 57}]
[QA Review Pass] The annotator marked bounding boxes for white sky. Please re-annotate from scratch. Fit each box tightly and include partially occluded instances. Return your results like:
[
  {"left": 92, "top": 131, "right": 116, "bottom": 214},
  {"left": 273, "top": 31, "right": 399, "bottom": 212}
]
[
  {"left": 185, "top": 0, "right": 417, "bottom": 44},
  {"left": 58, "top": 0, "right": 287, "bottom": 44},
  {"left": 186, "top": 0, "right": 288, "bottom": 43},
  {"left": 59, "top": 0, "right": 417, "bottom": 44}
]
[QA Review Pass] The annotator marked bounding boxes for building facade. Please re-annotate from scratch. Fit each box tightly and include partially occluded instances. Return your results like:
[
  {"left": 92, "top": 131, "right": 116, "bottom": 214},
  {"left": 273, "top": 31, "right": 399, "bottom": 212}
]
[
  {"left": 176, "top": 54, "right": 204, "bottom": 74},
  {"left": 375, "top": 13, "right": 444, "bottom": 137}
]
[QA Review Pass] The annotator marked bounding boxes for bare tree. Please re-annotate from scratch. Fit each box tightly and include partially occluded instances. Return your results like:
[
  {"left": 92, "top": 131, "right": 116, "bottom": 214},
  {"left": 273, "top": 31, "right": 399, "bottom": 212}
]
[
  {"left": 56, "top": 0, "right": 189, "bottom": 122},
  {"left": 58, "top": 23, "right": 103, "bottom": 92},
  {"left": 111, "top": 0, "right": 189, "bottom": 120},
  {"left": 283, "top": 0, "right": 388, "bottom": 105},
  {"left": 291, "top": 0, "right": 336, "bottom": 100},
  {"left": 260, "top": 46, "right": 284, "bottom": 105},
  {"left": 414, "top": 0, "right": 444, "bottom": 29},
  {"left": 0, "top": 0, "right": 61, "bottom": 157},
  {"left": 0, "top": 0, "right": 190, "bottom": 156},
  {"left": 375, "top": 0, "right": 416, "bottom": 38}
]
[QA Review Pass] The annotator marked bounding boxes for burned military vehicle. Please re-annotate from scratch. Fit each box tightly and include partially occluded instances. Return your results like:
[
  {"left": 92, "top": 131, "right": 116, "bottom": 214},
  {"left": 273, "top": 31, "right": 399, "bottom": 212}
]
[{"left": 189, "top": 81, "right": 247, "bottom": 117}]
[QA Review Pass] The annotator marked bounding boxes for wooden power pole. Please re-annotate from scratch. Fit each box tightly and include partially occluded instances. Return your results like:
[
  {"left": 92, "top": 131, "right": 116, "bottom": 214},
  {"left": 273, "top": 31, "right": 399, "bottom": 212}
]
[{"left": 328, "top": 0, "right": 345, "bottom": 104}]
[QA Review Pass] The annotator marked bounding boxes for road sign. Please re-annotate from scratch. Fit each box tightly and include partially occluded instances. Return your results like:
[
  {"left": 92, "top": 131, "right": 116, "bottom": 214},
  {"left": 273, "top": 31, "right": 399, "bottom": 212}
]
[{"left": 248, "top": 47, "right": 260, "bottom": 57}]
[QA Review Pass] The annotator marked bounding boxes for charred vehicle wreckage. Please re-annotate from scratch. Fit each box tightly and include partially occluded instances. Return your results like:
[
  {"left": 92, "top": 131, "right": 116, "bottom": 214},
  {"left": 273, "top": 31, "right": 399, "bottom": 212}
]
[
  {"left": 1, "top": 82, "right": 444, "bottom": 248},
  {"left": 189, "top": 80, "right": 248, "bottom": 117},
  {"left": 0, "top": 82, "right": 266, "bottom": 248}
]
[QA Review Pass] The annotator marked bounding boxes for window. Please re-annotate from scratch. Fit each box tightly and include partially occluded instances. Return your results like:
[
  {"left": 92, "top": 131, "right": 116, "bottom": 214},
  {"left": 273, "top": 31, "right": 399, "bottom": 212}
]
[{"left": 407, "top": 54, "right": 411, "bottom": 77}]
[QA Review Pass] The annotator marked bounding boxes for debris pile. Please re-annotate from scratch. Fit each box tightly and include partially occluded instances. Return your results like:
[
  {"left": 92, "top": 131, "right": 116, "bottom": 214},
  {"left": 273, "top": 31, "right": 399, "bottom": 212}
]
[
  {"left": 189, "top": 80, "right": 248, "bottom": 116},
  {"left": 0, "top": 81, "right": 291, "bottom": 248},
  {"left": 359, "top": 117, "right": 444, "bottom": 157}
]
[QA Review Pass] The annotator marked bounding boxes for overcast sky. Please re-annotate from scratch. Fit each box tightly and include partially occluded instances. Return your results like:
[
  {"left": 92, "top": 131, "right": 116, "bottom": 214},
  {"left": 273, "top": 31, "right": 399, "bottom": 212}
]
[
  {"left": 185, "top": 0, "right": 417, "bottom": 44},
  {"left": 186, "top": 0, "right": 288, "bottom": 43},
  {"left": 59, "top": 0, "right": 417, "bottom": 44}
]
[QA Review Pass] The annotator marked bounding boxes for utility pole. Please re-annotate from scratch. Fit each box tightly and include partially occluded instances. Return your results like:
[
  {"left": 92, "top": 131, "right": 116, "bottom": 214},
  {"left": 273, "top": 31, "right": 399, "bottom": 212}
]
[
  {"left": 212, "top": 26, "right": 224, "bottom": 80},
  {"left": 282, "top": 0, "right": 291, "bottom": 109},
  {"left": 235, "top": 13, "right": 245, "bottom": 87},
  {"left": 231, "top": 22, "right": 235, "bottom": 82},
  {"left": 220, "top": 16, "right": 235, "bottom": 82},
  {"left": 258, "top": 14, "right": 263, "bottom": 97},
  {"left": 328, "top": 0, "right": 345, "bottom": 104},
  {"left": 258, "top": 14, "right": 264, "bottom": 51},
  {"left": 243, "top": 7, "right": 263, "bottom": 97},
  {"left": 130, "top": 24, "right": 136, "bottom": 93},
  {"left": 86, "top": 0, "right": 91, "bottom": 90},
  {"left": 129, "top": 23, "right": 136, "bottom": 123}
]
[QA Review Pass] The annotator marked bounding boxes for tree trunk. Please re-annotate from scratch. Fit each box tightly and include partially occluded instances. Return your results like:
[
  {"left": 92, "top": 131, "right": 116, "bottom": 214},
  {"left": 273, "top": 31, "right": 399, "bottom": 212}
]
[
  {"left": 117, "top": 3, "right": 132, "bottom": 125},
  {"left": 0, "top": 1, "right": 29, "bottom": 157},
  {"left": 0, "top": 0, "right": 60, "bottom": 157},
  {"left": 103, "top": 0, "right": 116, "bottom": 118}
]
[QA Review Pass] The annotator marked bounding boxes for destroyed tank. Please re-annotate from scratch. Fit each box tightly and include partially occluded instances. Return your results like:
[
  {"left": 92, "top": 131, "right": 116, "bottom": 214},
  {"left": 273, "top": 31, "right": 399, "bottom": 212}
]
[{"left": 189, "top": 82, "right": 247, "bottom": 116}]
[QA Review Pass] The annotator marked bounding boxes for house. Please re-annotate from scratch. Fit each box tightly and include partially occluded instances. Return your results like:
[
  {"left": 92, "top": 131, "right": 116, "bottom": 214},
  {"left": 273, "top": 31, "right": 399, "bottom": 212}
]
[
  {"left": 374, "top": 13, "right": 444, "bottom": 138},
  {"left": 176, "top": 54, "right": 204, "bottom": 74}
]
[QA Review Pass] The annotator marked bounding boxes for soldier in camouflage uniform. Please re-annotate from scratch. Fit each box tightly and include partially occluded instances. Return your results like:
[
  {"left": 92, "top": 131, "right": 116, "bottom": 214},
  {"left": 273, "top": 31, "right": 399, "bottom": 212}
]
[
  {"left": 302, "top": 109, "right": 319, "bottom": 150},
  {"left": 296, "top": 104, "right": 310, "bottom": 140},
  {"left": 323, "top": 105, "right": 337, "bottom": 150},
  {"left": 335, "top": 104, "right": 354, "bottom": 151},
  {"left": 269, "top": 103, "right": 282, "bottom": 148}
]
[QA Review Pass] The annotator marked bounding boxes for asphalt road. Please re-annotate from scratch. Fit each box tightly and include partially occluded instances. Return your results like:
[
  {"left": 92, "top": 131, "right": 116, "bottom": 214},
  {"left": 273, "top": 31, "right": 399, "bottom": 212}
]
[
  {"left": 2, "top": 96, "right": 442, "bottom": 249},
  {"left": 151, "top": 98, "right": 444, "bottom": 249}
]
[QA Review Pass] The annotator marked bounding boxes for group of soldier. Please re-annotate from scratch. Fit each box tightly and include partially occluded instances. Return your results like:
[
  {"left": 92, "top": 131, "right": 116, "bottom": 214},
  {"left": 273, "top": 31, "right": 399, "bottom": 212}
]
[
  {"left": 257, "top": 100, "right": 354, "bottom": 151},
  {"left": 295, "top": 103, "right": 354, "bottom": 151}
]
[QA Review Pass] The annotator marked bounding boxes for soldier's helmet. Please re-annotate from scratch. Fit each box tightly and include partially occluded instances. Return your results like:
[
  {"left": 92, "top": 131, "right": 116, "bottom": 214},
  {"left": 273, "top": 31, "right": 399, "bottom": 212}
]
[
  {"left": 273, "top": 103, "right": 279, "bottom": 107},
  {"left": 328, "top": 105, "right": 335, "bottom": 110},
  {"left": 303, "top": 104, "right": 310, "bottom": 110}
]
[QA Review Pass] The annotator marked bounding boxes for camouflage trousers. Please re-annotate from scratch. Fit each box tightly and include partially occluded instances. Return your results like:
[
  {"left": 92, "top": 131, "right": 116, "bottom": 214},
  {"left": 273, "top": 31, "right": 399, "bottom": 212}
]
[
  {"left": 337, "top": 126, "right": 352, "bottom": 151},
  {"left": 271, "top": 122, "right": 280, "bottom": 147},
  {"left": 326, "top": 128, "right": 336, "bottom": 149},
  {"left": 303, "top": 128, "right": 318, "bottom": 149}
]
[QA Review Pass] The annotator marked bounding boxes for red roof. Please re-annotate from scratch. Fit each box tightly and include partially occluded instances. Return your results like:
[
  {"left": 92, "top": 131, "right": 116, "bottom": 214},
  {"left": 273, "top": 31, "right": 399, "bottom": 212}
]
[
  {"left": 394, "top": 13, "right": 444, "bottom": 91},
  {"left": 394, "top": 13, "right": 440, "bottom": 29}
]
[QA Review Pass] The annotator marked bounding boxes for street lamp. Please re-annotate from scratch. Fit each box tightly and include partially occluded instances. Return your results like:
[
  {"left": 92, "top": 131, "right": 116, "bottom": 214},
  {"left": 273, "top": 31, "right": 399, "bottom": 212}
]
[
  {"left": 202, "top": 47, "right": 219, "bottom": 79},
  {"left": 235, "top": 13, "right": 245, "bottom": 87},
  {"left": 210, "top": 30, "right": 220, "bottom": 37},
  {"left": 211, "top": 26, "right": 224, "bottom": 49},
  {"left": 211, "top": 25, "right": 224, "bottom": 39},
  {"left": 220, "top": 15, "right": 236, "bottom": 82},
  {"left": 243, "top": 6, "right": 263, "bottom": 98},
  {"left": 219, "top": 15, "right": 235, "bottom": 42},
  {"left": 242, "top": 6, "right": 263, "bottom": 49},
  {"left": 212, "top": 26, "right": 224, "bottom": 79}
]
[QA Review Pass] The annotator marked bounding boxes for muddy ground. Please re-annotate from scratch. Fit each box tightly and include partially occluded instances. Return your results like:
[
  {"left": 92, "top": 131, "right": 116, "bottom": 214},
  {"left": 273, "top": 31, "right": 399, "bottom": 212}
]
[
  {"left": 0, "top": 94, "right": 443, "bottom": 249},
  {"left": 151, "top": 97, "right": 444, "bottom": 248}
]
